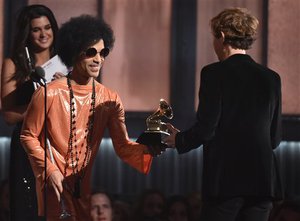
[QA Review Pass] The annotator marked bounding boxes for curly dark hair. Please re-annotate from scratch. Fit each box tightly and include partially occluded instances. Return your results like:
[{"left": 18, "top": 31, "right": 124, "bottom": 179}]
[
  {"left": 210, "top": 7, "right": 259, "bottom": 50},
  {"left": 11, "top": 4, "right": 58, "bottom": 82},
  {"left": 57, "top": 15, "right": 115, "bottom": 67}
]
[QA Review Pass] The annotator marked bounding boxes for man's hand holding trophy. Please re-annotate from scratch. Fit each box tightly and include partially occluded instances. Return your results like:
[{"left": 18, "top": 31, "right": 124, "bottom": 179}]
[{"left": 137, "top": 99, "right": 174, "bottom": 157}]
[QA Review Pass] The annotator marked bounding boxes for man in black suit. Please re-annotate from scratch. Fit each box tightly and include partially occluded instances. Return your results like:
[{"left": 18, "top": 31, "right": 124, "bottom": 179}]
[{"left": 164, "top": 8, "right": 282, "bottom": 221}]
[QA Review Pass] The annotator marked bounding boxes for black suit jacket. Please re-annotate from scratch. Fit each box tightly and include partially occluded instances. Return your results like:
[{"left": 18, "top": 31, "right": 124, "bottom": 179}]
[{"left": 176, "top": 54, "right": 282, "bottom": 200}]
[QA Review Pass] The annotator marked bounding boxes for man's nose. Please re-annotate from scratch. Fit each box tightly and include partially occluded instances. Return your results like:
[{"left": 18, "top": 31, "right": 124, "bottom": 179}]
[{"left": 97, "top": 206, "right": 103, "bottom": 215}]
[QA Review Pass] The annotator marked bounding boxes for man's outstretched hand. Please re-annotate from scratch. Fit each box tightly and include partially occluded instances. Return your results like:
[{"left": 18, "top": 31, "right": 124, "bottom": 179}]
[
  {"left": 145, "top": 144, "right": 167, "bottom": 157},
  {"left": 163, "top": 123, "right": 180, "bottom": 148}
]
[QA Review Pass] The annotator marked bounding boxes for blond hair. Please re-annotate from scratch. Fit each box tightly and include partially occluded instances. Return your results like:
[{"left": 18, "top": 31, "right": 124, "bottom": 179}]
[{"left": 210, "top": 7, "right": 259, "bottom": 49}]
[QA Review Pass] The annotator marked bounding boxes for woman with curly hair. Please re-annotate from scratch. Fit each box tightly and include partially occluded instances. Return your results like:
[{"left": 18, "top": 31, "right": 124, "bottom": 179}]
[
  {"left": 1, "top": 4, "right": 59, "bottom": 221},
  {"left": 20, "top": 15, "right": 158, "bottom": 221}
]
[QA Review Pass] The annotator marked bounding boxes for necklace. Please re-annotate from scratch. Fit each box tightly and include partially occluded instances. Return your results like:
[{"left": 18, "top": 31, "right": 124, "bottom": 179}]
[{"left": 64, "top": 74, "right": 95, "bottom": 198}]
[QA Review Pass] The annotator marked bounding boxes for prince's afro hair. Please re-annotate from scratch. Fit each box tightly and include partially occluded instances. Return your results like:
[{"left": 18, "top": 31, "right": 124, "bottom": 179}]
[{"left": 57, "top": 15, "right": 115, "bottom": 67}]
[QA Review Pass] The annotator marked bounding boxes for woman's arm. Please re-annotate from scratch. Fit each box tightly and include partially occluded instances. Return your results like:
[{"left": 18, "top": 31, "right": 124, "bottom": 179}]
[{"left": 1, "top": 58, "right": 28, "bottom": 124}]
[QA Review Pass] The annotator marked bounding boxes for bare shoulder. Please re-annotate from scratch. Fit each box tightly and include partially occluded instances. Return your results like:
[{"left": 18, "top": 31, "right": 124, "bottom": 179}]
[
  {"left": 1, "top": 58, "right": 16, "bottom": 76},
  {"left": 1, "top": 58, "right": 17, "bottom": 108},
  {"left": 1, "top": 58, "right": 17, "bottom": 89}
]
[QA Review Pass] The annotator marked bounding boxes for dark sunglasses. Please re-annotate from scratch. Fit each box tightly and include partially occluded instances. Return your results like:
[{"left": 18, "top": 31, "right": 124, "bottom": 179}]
[{"left": 85, "top": 47, "right": 110, "bottom": 58}]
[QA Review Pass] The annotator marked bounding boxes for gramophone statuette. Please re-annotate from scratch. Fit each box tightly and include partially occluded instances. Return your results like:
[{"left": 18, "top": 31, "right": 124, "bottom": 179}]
[{"left": 136, "top": 99, "right": 173, "bottom": 145}]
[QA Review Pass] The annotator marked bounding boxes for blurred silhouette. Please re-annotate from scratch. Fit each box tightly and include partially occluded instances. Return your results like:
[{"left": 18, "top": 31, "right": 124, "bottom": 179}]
[
  {"left": 268, "top": 199, "right": 300, "bottom": 221},
  {"left": 132, "top": 188, "right": 167, "bottom": 221},
  {"left": 113, "top": 199, "right": 132, "bottom": 221},
  {"left": 186, "top": 192, "right": 202, "bottom": 221},
  {"left": 166, "top": 195, "right": 192, "bottom": 221},
  {"left": 0, "top": 179, "right": 9, "bottom": 221}
]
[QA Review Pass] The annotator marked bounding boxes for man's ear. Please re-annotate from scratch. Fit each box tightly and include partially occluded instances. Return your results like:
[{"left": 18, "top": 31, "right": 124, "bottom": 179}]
[{"left": 220, "top": 31, "right": 225, "bottom": 43}]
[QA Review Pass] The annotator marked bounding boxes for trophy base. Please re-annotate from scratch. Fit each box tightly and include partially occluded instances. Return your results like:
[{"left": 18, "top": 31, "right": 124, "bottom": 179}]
[{"left": 136, "top": 130, "right": 169, "bottom": 147}]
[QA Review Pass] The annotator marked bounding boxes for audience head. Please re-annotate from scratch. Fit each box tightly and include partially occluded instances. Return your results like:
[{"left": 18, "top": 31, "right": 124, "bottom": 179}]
[
  {"left": 90, "top": 189, "right": 113, "bottom": 221},
  {"left": 186, "top": 192, "right": 202, "bottom": 221},
  {"left": 133, "top": 188, "right": 166, "bottom": 220},
  {"left": 113, "top": 200, "right": 132, "bottom": 221},
  {"left": 166, "top": 195, "right": 192, "bottom": 221}
]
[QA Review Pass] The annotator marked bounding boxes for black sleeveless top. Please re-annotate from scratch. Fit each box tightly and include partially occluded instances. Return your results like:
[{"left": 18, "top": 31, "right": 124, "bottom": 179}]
[{"left": 16, "top": 80, "right": 35, "bottom": 105}]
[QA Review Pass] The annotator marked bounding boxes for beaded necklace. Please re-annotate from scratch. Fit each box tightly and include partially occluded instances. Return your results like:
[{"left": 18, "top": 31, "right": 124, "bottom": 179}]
[{"left": 65, "top": 74, "right": 95, "bottom": 198}]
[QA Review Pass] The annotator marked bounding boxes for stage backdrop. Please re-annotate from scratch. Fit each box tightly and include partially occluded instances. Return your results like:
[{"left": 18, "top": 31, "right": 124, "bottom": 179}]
[{"left": 0, "top": 138, "right": 299, "bottom": 199}]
